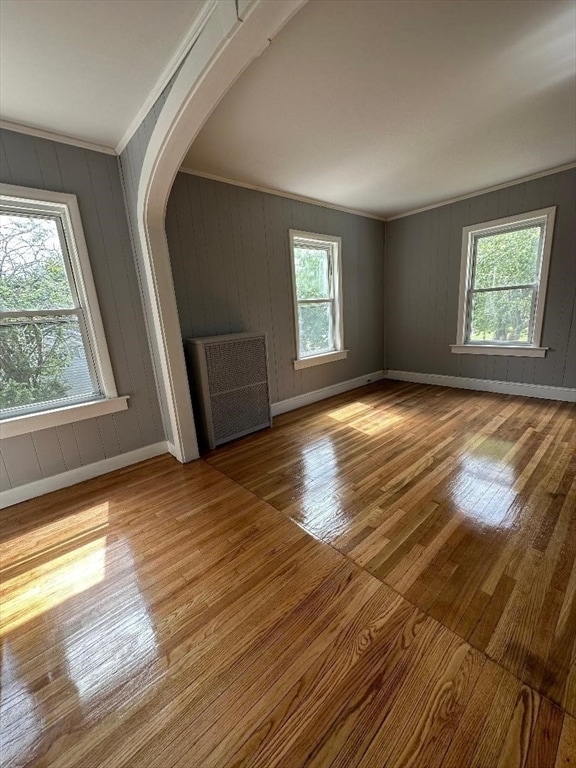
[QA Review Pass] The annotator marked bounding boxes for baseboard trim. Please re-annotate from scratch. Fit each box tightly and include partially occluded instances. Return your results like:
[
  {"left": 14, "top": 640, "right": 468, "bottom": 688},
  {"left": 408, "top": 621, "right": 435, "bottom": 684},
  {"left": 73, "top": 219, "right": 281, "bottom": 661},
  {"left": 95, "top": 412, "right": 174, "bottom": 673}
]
[
  {"left": 0, "top": 442, "right": 169, "bottom": 509},
  {"left": 271, "top": 371, "right": 386, "bottom": 416},
  {"left": 385, "top": 370, "right": 576, "bottom": 402}
]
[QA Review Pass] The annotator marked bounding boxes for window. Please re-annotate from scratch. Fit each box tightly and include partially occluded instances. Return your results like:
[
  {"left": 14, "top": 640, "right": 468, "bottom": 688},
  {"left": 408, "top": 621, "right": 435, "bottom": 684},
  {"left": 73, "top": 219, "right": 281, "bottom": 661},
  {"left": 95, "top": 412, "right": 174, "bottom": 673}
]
[
  {"left": 0, "top": 184, "right": 127, "bottom": 438},
  {"left": 289, "top": 230, "right": 346, "bottom": 370},
  {"left": 452, "top": 207, "right": 555, "bottom": 357}
]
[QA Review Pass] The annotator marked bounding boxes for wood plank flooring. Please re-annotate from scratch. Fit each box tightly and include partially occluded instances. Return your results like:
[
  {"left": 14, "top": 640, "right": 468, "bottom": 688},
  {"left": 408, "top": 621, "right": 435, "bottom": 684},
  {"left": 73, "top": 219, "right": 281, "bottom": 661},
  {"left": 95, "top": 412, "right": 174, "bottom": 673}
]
[
  {"left": 1, "top": 381, "right": 574, "bottom": 766},
  {"left": 208, "top": 381, "right": 576, "bottom": 722}
]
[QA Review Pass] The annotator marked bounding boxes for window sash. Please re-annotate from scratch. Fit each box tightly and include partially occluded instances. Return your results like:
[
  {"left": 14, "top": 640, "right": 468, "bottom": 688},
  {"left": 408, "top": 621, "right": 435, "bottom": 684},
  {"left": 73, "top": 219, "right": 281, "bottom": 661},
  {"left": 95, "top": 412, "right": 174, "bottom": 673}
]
[
  {"left": 0, "top": 203, "right": 105, "bottom": 418},
  {"left": 294, "top": 241, "right": 337, "bottom": 357},
  {"left": 294, "top": 244, "right": 333, "bottom": 302},
  {"left": 0, "top": 308, "right": 80, "bottom": 320},
  {"left": 463, "top": 220, "right": 547, "bottom": 346},
  {"left": 465, "top": 285, "right": 538, "bottom": 345},
  {"left": 297, "top": 298, "right": 336, "bottom": 357}
]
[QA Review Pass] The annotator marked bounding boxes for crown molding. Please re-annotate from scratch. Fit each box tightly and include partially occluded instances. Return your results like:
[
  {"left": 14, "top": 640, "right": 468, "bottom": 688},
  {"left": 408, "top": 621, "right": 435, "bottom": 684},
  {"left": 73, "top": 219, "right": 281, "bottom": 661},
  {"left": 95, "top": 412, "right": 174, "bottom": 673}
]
[
  {"left": 387, "top": 162, "right": 576, "bottom": 221},
  {"left": 0, "top": 119, "right": 116, "bottom": 155},
  {"left": 178, "top": 166, "right": 387, "bottom": 221},
  {"left": 115, "top": 0, "right": 219, "bottom": 155},
  {"left": 180, "top": 162, "right": 576, "bottom": 223}
]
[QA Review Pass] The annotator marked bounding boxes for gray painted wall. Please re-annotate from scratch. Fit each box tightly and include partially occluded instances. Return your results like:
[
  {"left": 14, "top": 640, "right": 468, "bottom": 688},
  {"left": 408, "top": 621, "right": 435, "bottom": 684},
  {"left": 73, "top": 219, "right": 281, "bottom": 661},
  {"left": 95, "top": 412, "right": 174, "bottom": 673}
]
[
  {"left": 0, "top": 128, "right": 164, "bottom": 491},
  {"left": 119, "top": 83, "right": 175, "bottom": 442},
  {"left": 166, "top": 173, "right": 385, "bottom": 404},
  {"left": 385, "top": 168, "right": 576, "bottom": 389}
]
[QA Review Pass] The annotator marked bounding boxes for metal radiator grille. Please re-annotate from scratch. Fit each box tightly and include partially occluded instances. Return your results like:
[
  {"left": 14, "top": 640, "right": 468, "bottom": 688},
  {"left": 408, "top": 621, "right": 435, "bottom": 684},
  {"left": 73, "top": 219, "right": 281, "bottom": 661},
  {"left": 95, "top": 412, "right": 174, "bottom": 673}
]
[
  {"left": 210, "top": 382, "right": 270, "bottom": 444},
  {"left": 205, "top": 337, "right": 268, "bottom": 393},
  {"left": 186, "top": 332, "right": 272, "bottom": 449}
]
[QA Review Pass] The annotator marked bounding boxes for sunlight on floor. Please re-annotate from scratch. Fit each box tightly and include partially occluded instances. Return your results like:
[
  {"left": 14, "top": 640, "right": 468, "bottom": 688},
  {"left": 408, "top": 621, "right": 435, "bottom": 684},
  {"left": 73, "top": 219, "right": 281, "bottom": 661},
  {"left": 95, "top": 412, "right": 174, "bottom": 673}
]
[
  {"left": 0, "top": 533, "right": 160, "bottom": 763},
  {"left": 0, "top": 502, "right": 110, "bottom": 570},
  {"left": 327, "top": 402, "right": 375, "bottom": 421},
  {"left": 327, "top": 401, "right": 404, "bottom": 435},
  {"left": 0, "top": 535, "right": 107, "bottom": 636}
]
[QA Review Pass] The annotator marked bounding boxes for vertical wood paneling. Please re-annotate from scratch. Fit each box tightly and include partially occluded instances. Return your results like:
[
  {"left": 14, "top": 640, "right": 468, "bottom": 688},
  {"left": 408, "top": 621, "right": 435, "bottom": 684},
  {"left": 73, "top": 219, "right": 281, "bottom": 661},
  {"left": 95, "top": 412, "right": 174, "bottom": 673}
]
[
  {"left": 1, "top": 434, "right": 42, "bottom": 487},
  {"left": 118, "top": 80, "right": 176, "bottom": 444},
  {"left": 54, "top": 424, "right": 82, "bottom": 473},
  {"left": 31, "top": 430, "right": 67, "bottom": 479},
  {"left": 385, "top": 168, "right": 576, "bottom": 389},
  {"left": 0, "top": 128, "right": 164, "bottom": 491},
  {"left": 166, "top": 174, "right": 386, "bottom": 404},
  {"left": 0, "top": 450, "right": 11, "bottom": 491}
]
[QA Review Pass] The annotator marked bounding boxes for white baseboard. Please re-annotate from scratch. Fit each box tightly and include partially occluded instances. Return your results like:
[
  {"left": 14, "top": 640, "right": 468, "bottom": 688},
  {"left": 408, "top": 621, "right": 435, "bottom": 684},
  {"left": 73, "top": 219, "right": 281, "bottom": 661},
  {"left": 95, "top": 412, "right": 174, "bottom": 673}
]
[
  {"left": 271, "top": 370, "right": 386, "bottom": 416},
  {"left": 385, "top": 370, "right": 576, "bottom": 402},
  {"left": 0, "top": 442, "right": 169, "bottom": 509}
]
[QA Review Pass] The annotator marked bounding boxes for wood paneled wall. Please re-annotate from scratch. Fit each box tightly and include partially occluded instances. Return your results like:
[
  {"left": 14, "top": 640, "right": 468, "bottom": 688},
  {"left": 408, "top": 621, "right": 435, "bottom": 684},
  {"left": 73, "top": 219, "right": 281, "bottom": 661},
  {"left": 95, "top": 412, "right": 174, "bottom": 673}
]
[
  {"left": 0, "top": 129, "right": 164, "bottom": 491},
  {"left": 385, "top": 168, "right": 576, "bottom": 389},
  {"left": 166, "top": 173, "right": 386, "bottom": 404},
  {"left": 118, "top": 82, "right": 174, "bottom": 441}
]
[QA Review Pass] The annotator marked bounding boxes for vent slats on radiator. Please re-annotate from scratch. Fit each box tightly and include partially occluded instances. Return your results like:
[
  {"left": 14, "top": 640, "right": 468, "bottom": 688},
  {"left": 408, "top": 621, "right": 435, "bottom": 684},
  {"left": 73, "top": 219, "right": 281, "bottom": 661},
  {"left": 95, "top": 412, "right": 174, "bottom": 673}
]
[
  {"left": 211, "top": 382, "right": 270, "bottom": 443},
  {"left": 205, "top": 338, "right": 268, "bottom": 393},
  {"left": 185, "top": 333, "right": 272, "bottom": 450}
]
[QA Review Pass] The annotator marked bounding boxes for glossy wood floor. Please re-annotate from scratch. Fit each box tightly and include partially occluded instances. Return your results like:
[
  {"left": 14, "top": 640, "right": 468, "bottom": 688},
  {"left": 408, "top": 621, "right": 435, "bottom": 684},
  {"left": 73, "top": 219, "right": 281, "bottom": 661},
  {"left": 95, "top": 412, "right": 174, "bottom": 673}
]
[
  {"left": 209, "top": 381, "right": 576, "bottom": 725},
  {"left": 1, "top": 382, "right": 574, "bottom": 767}
]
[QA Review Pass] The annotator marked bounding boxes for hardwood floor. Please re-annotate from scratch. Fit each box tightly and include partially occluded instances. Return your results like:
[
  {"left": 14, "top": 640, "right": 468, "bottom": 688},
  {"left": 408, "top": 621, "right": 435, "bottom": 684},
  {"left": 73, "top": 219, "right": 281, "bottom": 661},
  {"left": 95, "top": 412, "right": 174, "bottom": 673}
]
[
  {"left": 208, "top": 381, "right": 576, "bottom": 724},
  {"left": 1, "top": 381, "right": 574, "bottom": 766}
]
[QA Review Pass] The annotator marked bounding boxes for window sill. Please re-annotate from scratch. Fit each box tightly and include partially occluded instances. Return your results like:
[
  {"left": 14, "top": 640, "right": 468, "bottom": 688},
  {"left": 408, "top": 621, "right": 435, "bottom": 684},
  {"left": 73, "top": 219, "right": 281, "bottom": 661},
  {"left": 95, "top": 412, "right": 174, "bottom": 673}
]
[
  {"left": 293, "top": 350, "right": 348, "bottom": 370},
  {"left": 0, "top": 396, "right": 129, "bottom": 439},
  {"left": 450, "top": 344, "right": 548, "bottom": 358}
]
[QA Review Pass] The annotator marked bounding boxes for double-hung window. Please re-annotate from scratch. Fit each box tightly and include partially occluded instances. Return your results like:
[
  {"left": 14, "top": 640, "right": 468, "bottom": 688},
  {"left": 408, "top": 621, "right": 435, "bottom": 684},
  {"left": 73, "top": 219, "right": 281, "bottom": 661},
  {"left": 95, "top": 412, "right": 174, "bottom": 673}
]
[
  {"left": 0, "top": 184, "right": 127, "bottom": 438},
  {"left": 289, "top": 230, "right": 346, "bottom": 370},
  {"left": 452, "top": 207, "right": 555, "bottom": 357}
]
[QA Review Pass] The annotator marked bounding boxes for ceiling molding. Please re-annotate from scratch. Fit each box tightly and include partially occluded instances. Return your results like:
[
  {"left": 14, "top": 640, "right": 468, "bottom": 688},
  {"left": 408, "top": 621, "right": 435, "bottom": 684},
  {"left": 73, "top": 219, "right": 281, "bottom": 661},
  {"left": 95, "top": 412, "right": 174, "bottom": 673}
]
[
  {"left": 0, "top": 119, "right": 116, "bottom": 155},
  {"left": 179, "top": 166, "right": 387, "bottom": 221},
  {"left": 180, "top": 163, "right": 576, "bottom": 222},
  {"left": 387, "top": 162, "right": 576, "bottom": 221},
  {"left": 114, "top": 0, "right": 219, "bottom": 155}
]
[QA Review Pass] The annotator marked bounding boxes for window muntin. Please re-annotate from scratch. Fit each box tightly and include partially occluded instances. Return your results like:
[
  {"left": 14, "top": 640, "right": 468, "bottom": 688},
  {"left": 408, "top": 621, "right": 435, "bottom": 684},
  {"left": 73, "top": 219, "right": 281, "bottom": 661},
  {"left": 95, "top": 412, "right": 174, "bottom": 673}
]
[
  {"left": 0, "top": 186, "right": 117, "bottom": 421},
  {"left": 290, "top": 231, "right": 343, "bottom": 361},
  {"left": 456, "top": 208, "right": 555, "bottom": 352}
]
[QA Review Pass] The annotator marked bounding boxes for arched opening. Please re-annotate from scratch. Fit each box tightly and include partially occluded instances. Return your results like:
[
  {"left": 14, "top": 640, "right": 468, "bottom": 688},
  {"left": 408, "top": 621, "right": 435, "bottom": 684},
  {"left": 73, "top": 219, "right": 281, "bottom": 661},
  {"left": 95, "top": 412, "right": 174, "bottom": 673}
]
[{"left": 133, "top": 0, "right": 307, "bottom": 462}]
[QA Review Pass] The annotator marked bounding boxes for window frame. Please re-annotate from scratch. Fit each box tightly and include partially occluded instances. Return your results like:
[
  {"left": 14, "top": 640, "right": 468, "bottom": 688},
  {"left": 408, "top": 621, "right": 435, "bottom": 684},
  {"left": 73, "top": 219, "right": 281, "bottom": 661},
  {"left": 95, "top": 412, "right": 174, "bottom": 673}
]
[
  {"left": 451, "top": 207, "right": 556, "bottom": 357},
  {"left": 289, "top": 229, "right": 347, "bottom": 370},
  {"left": 0, "top": 183, "right": 128, "bottom": 438}
]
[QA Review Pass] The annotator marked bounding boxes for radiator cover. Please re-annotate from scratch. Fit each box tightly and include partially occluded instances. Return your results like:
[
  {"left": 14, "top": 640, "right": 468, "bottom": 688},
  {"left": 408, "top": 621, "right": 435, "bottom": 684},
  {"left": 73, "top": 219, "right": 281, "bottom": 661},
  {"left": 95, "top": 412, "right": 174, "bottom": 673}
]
[{"left": 185, "top": 333, "right": 272, "bottom": 450}]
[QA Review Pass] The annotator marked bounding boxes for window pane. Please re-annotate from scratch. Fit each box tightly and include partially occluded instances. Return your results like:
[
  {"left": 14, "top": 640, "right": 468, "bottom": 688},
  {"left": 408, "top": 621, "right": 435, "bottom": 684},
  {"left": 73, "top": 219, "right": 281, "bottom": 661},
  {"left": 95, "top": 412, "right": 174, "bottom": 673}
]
[
  {"left": 473, "top": 225, "right": 542, "bottom": 289},
  {"left": 294, "top": 247, "right": 330, "bottom": 300},
  {"left": 0, "top": 317, "right": 98, "bottom": 413},
  {"left": 0, "top": 213, "right": 75, "bottom": 311},
  {"left": 468, "top": 287, "right": 534, "bottom": 344},
  {"left": 298, "top": 302, "right": 333, "bottom": 356}
]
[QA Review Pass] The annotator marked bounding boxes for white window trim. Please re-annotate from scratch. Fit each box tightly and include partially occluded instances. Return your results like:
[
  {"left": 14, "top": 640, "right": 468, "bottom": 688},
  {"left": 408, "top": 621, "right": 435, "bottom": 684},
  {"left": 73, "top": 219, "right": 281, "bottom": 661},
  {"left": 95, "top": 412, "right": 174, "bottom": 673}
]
[
  {"left": 293, "top": 350, "right": 349, "bottom": 370},
  {"left": 289, "top": 229, "right": 347, "bottom": 370},
  {"left": 0, "top": 183, "right": 127, "bottom": 438},
  {"left": 451, "top": 207, "right": 556, "bottom": 357}
]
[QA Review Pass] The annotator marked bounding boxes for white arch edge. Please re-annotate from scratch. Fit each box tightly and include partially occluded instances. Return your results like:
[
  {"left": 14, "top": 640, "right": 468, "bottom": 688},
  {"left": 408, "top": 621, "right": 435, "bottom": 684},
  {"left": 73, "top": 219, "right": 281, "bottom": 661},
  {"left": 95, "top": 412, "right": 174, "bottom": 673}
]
[{"left": 136, "top": 0, "right": 308, "bottom": 462}]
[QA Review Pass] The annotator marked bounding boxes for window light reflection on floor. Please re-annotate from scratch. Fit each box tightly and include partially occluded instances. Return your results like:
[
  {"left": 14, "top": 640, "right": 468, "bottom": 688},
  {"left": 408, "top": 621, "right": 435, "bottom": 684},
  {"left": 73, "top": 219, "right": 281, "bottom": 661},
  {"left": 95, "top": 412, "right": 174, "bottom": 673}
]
[
  {"left": 0, "top": 643, "right": 41, "bottom": 765},
  {"left": 450, "top": 455, "right": 517, "bottom": 528},
  {"left": 65, "top": 539, "right": 158, "bottom": 704}
]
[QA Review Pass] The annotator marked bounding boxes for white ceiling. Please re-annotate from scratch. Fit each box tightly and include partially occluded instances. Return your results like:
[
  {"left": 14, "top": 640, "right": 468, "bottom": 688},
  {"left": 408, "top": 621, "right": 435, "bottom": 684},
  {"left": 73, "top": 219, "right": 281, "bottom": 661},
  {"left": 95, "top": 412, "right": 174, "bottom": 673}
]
[
  {"left": 0, "top": 0, "right": 206, "bottom": 150},
  {"left": 184, "top": 0, "right": 576, "bottom": 218}
]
